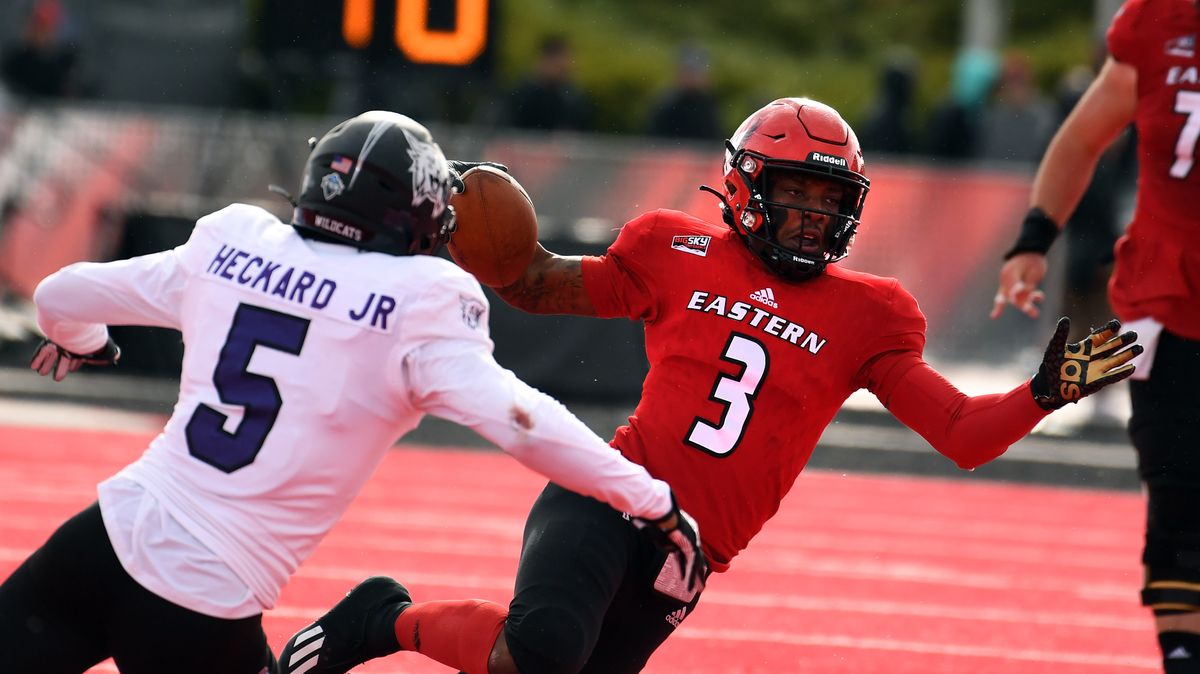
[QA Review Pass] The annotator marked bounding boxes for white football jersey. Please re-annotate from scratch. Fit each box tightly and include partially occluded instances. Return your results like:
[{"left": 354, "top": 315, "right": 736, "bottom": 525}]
[{"left": 33, "top": 204, "right": 672, "bottom": 618}]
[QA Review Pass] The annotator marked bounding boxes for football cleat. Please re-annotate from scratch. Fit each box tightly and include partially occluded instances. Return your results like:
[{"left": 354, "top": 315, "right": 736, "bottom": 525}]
[{"left": 279, "top": 576, "right": 412, "bottom": 674}]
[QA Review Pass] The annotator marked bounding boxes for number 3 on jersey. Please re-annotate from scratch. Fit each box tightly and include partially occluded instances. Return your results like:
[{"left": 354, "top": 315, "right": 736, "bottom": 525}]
[
  {"left": 186, "top": 303, "right": 310, "bottom": 473},
  {"left": 686, "top": 334, "right": 769, "bottom": 456}
]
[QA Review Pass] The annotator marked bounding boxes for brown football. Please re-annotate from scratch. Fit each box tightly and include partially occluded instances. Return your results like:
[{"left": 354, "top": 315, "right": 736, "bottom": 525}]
[{"left": 447, "top": 166, "right": 538, "bottom": 288}]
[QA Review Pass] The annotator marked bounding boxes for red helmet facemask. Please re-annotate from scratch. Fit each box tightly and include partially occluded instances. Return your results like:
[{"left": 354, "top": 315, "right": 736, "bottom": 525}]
[{"left": 703, "top": 98, "right": 870, "bottom": 281}]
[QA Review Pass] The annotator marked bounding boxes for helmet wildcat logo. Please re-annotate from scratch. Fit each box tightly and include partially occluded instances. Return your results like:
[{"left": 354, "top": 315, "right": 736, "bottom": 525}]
[
  {"left": 404, "top": 128, "right": 448, "bottom": 216},
  {"left": 321, "top": 173, "right": 346, "bottom": 201},
  {"left": 460, "top": 295, "right": 486, "bottom": 329}
]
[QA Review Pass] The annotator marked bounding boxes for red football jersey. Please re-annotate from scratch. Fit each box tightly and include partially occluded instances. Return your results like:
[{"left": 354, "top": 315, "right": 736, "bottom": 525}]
[
  {"left": 582, "top": 210, "right": 927, "bottom": 571},
  {"left": 1107, "top": 0, "right": 1200, "bottom": 338}
]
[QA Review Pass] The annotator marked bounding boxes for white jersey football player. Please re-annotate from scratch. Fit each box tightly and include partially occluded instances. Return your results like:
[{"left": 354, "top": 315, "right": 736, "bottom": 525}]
[{"left": 0, "top": 111, "right": 704, "bottom": 674}]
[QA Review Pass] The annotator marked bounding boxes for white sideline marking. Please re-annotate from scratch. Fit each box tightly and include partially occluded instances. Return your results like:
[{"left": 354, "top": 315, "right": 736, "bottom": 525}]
[{"left": 0, "top": 398, "right": 164, "bottom": 432}]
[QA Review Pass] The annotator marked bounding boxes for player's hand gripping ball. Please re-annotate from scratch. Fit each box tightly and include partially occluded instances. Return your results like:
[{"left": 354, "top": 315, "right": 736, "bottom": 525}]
[{"left": 447, "top": 166, "right": 538, "bottom": 287}]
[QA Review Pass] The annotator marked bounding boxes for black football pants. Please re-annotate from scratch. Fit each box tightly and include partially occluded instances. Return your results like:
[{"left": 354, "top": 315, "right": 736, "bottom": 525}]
[
  {"left": 0, "top": 502, "right": 276, "bottom": 674},
  {"left": 1131, "top": 331, "right": 1200, "bottom": 604},
  {"left": 503, "top": 482, "right": 706, "bottom": 674}
]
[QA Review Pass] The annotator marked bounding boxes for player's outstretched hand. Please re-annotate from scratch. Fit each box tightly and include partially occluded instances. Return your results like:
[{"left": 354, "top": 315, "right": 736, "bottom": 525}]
[
  {"left": 30, "top": 337, "right": 121, "bottom": 382},
  {"left": 636, "top": 495, "right": 709, "bottom": 593},
  {"left": 1030, "top": 317, "right": 1141, "bottom": 410},
  {"left": 991, "top": 253, "right": 1048, "bottom": 319},
  {"left": 446, "top": 160, "right": 510, "bottom": 194}
]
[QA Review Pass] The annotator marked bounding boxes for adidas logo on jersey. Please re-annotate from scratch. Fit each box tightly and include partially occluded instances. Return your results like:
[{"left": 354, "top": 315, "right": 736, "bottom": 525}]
[
  {"left": 665, "top": 607, "right": 688, "bottom": 627},
  {"left": 749, "top": 287, "right": 778, "bottom": 308}
]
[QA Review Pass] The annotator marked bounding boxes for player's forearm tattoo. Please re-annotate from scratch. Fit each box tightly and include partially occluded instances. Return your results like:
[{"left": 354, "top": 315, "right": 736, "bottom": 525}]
[{"left": 495, "top": 257, "right": 595, "bottom": 316}]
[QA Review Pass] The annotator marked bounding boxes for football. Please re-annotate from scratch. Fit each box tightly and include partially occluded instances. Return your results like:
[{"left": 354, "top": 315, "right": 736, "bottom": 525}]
[{"left": 447, "top": 166, "right": 539, "bottom": 288}]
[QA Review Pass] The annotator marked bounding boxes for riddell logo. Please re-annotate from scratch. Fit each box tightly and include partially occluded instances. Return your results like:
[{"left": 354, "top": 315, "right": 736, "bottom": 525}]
[
  {"left": 671, "top": 235, "right": 711, "bottom": 257},
  {"left": 750, "top": 287, "right": 778, "bottom": 308},
  {"left": 808, "top": 151, "right": 848, "bottom": 168}
]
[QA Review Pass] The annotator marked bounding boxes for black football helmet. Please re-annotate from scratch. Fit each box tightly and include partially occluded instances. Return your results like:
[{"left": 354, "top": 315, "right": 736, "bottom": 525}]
[
  {"left": 705, "top": 98, "right": 870, "bottom": 280},
  {"left": 291, "top": 111, "right": 456, "bottom": 256}
]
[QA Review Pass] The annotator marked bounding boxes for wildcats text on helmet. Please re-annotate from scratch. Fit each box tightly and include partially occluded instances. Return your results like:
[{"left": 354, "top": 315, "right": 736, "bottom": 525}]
[{"left": 313, "top": 214, "right": 363, "bottom": 242}]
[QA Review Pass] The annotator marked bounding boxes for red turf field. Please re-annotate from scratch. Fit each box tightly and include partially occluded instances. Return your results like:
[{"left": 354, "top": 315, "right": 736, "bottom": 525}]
[{"left": 0, "top": 424, "right": 1160, "bottom": 673}]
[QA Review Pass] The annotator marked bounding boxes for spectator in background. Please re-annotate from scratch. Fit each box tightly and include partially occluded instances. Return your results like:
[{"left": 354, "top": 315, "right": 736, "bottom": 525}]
[
  {"left": 505, "top": 35, "right": 592, "bottom": 132},
  {"left": 646, "top": 44, "right": 721, "bottom": 141},
  {"left": 1, "top": 0, "right": 80, "bottom": 100},
  {"left": 924, "top": 48, "right": 998, "bottom": 160},
  {"left": 977, "top": 52, "right": 1056, "bottom": 164},
  {"left": 860, "top": 51, "right": 918, "bottom": 155}
]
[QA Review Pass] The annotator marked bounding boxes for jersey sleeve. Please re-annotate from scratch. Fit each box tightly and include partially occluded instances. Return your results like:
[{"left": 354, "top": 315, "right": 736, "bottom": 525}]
[
  {"left": 398, "top": 293, "right": 673, "bottom": 519},
  {"left": 33, "top": 248, "right": 189, "bottom": 354},
  {"left": 853, "top": 279, "right": 928, "bottom": 395},
  {"left": 391, "top": 270, "right": 495, "bottom": 350},
  {"left": 33, "top": 205, "right": 259, "bottom": 354},
  {"left": 1106, "top": 0, "right": 1148, "bottom": 67},
  {"left": 855, "top": 279, "right": 1047, "bottom": 468},
  {"left": 878, "top": 357, "right": 1050, "bottom": 469},
  {"left": 580, "top": 211, "right": 663, "bottom": 321}
]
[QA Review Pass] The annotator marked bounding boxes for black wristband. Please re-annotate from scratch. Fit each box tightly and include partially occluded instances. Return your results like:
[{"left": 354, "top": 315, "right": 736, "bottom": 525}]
[{"left": 1003, "top": 207, "right": 1060, "bottom": 260}]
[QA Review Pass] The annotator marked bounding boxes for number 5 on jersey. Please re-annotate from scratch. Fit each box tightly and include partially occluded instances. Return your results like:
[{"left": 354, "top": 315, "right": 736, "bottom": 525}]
[
  {"left": 686, "top": 334, "right": 769, "bottom": 456},
  {"left": 186, "top": 303, "right": 310, "bottom": 473}
]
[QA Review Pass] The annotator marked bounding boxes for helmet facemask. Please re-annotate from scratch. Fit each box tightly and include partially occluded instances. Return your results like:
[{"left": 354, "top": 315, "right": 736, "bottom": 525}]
[
  {"left": 729, "top": 150, "right": 868, "bottom": 281},
  {"left": 706, "top": 98, "right": 871, "bottom": 281}
]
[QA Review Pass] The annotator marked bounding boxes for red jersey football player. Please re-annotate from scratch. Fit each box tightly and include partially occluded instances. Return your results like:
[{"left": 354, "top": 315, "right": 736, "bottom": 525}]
[
  {"left": 992, "top": 1, "right": 1200, "bottom": 670},
  {"left": 279, "top": 98, "right": 1141, "bottom": 674}
]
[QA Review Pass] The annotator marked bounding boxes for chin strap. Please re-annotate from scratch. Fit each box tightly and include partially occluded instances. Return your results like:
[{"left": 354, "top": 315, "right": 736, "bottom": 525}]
[{"left": 268, "top": 184, "right": 298, "bottom": 208}]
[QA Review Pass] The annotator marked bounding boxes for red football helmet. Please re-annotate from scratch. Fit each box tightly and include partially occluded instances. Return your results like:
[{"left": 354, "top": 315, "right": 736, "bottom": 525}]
[{"left": 709, "top": 97, "right": 870, "bottom": 280}]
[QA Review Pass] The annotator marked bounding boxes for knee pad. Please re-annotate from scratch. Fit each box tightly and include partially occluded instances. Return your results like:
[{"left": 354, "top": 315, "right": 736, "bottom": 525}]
[
  {"left": 504, "top": 607, "right": 592, "bottom": 674},
  {"left": 1144, "top": 580, "right": 1200, "bottom": 616},
  {"left": 1143, "top": 559, "right": 1200, "bottom": 615}
]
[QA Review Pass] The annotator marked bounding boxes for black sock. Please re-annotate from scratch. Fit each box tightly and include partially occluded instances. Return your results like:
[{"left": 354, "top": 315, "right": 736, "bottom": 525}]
[{"left": 1160, "top": 632, "right": 1200, "bottom": 673}]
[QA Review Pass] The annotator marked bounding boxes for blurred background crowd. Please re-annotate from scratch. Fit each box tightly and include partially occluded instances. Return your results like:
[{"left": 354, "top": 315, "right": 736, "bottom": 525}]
[{"left": 0, "top": 0, "right": 1137, "bottom": 429}]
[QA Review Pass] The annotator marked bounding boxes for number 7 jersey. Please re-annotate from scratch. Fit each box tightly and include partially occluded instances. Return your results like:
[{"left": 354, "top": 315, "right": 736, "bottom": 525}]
[
  {"left": 582, "top": 209, "right": 928, "bottom": 571},
  {"left": 1106, "top": 0, "right": 1200, "bottom": 338}
]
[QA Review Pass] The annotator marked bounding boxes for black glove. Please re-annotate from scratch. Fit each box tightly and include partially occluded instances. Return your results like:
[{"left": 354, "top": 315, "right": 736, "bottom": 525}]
[
  {"left": 446, "top": 160, "right": 509, "bottom": 194},
  {"left": 636, "top": 495, "right": 709, "bottom": 594},
  {"left": 30, "top": 337, "right": 121, "bottom": 382},
  {"left": 1030, "top": 317, "right": 1141, "bottom": 410}
]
